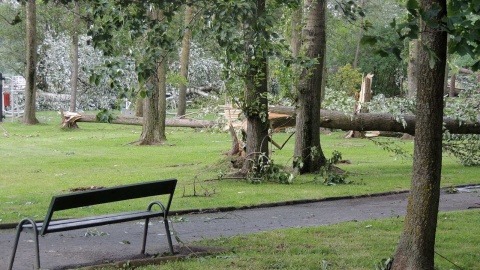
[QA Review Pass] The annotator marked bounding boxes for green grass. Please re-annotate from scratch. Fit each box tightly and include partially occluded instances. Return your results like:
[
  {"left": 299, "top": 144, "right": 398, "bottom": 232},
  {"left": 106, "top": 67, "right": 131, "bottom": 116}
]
[
  {"left": 1, "top": 111, "right": 479, "bottom": 269},
  {"left": 99, "top": 210, "right": 480, "bottom": 270},
  {"left": 0, "top": 111, "right": 478, "bottom": 224}
]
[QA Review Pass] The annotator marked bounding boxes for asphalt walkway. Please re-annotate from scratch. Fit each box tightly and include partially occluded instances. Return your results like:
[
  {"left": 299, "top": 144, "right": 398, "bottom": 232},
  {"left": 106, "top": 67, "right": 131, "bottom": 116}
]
[{"left": 1, "top": 187, "right": 479, "bottom": 269}]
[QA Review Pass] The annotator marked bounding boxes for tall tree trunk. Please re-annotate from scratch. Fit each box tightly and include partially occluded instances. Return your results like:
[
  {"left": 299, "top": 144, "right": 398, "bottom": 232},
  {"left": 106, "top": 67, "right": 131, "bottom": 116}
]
[
  {"left": 241, "top": 0, "right": 269, "bottom": 173},
  {"left": 290, "top": 0, "right": 302, "bottom": 58},
  {"left": 158, "top": 50, "right": 167, "bottom": 142},
  {"left": 70, "top": 0, "right": 80, "bottom": 112},
  {"left": 294, "top": 0, "right": 327, "bottom": 174},
  {"left": 177, "top": 2, "right": 194, "bottom": 117},
  {"left": 392, "top": 0, "right": 447, "bottom": 269},
  {"left": 352, "top": 0, "right": 366, "bottom": 70},
  {"left": 290, "top": 0, "right": 303, "bottom": 96},
  {"left": 407, "top": 39, "right": 418, "bottom": 98},
  {"left": 23, "top": 0, "right": 39, "bottom": 124}
]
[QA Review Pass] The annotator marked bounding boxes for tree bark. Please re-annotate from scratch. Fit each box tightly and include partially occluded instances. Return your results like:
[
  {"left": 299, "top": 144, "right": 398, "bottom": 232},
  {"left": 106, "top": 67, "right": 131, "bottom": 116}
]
[
  {"left": 407, "top": 39, "right": 418, "bottom": 98},
  {"left": 69, "top": 0, "right": 80, "bottom": 112},
  {"left": 269, "top": 106, "right": 480, "bottom": 135},
  {"left": 177, "top": 1, "right": 194, "bottom": 117},
  {"left": 241, "top": 0, "right": 270, "bottom": 173},
  {"left": 294, "top": 0, "right": 327, "bottom": 174},
  {"left": 23, "top": 0, "right": 39, "bottom": 124},
  {"left": 392, "top": 0, "right": 448, "bottom": 269}
]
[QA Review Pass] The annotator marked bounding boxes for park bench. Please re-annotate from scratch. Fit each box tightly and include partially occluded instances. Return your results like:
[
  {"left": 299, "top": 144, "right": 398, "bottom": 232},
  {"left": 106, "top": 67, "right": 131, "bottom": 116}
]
[{"left": 8, "top": 179, "right": 177, "bottom": 270}]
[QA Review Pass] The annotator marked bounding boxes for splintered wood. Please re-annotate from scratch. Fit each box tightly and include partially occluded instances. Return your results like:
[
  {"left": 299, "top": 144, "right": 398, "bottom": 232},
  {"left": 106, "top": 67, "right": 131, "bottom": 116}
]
[
  {"left": 60, "top": 110, "right": 82, "bottom": 129},
  {"left": 220, "top": 105, "right": 295, "bottom": 131}
]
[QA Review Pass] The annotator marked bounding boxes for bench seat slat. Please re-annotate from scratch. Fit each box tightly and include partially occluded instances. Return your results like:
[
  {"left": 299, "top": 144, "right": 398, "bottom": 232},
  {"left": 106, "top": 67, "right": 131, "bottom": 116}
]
[{"left": 21, "top": 210, "right": 165, "bottom": 234}]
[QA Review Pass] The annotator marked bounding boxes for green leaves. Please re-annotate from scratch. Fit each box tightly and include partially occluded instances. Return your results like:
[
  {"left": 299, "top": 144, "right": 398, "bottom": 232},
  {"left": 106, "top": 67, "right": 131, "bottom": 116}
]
[
  {"left": 406, "top": 0, "right": 420, "bottom": 14},
  {"left": 96, "top": 108, "right": 115, "bottom": 123},
  {"left": 362, "top": 0, "right": 480, "bottom": 72},
  {"left": 424, "top": 45, "right": 440, "bottom": 69}
]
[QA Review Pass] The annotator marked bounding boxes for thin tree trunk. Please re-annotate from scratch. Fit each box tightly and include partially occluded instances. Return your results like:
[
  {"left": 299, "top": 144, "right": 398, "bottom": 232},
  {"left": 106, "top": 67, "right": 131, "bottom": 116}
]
[
  {"left": 407, "top": 39, "right": 418, "bottom": 98},
  {"left": 70, "top": 0, "right": 80, "bottom": 112},
  {"left": 392, "top": 0, "right": 448, "bottom": 268},
  {"left": 23, "top": 0, "right": 39, "bottom": 124},
  {"left": 158, "top": 49, "right": 167, "bottom": 142},
  {"left": 177, "top": 2, "right": 194, "bottom": 117},
  {"left": 449, "top": 73, "right": 456, "bottom": 97},
  {"left": 290, "top": 0, "right": 302, "bottom": 58},
  {"left": 294, "top": 0, "right": 327, "bottom": 174},
  {"left": 352, "top": 0, "right": 366, "bottom": 70}
]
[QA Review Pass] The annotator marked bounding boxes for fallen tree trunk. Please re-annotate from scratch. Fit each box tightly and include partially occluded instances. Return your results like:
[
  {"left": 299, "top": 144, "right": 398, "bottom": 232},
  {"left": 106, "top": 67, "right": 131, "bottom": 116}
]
[
  {"left": 186, "top": 85, "right": 220, "bottom": 97},
  {"left": 77, "top": 114, "right": 215, "bottom": 128},
  {"left": 72, "top": 109, "right": 480, "bottom": 135},
  {"left": 269, "top": 106, "right": 480, "bottom": 135}
]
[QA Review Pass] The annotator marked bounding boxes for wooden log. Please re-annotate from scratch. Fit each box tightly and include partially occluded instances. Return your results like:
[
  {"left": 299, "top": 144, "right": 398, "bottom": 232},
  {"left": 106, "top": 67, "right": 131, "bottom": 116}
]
[
  {"left": 77, "top": 114, "right": 215, "bottom": 128},
  {"left": 268, "top": 106, "right": 480, "bottom": 135}
]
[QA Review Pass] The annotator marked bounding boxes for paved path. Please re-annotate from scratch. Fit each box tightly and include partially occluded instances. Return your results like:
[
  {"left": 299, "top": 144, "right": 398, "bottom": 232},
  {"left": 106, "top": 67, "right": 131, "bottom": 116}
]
[{"left": 1, "top": 188, "right": 479, "bottom": 269}]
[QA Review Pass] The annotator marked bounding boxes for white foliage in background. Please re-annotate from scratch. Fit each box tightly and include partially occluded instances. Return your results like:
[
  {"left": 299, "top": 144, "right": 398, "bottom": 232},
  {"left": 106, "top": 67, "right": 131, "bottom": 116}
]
[
  {"left": 37, "top": 31, "right": 137, "bottom": 111},
  {"left": 444, "top": 74, "right": 480, "bottom": 123},
  {"left": 322, "top": 87, "right": 356, "bottom": 113},
  {"left": 168, "top": 42, "right": 224, "bottom": 97}
]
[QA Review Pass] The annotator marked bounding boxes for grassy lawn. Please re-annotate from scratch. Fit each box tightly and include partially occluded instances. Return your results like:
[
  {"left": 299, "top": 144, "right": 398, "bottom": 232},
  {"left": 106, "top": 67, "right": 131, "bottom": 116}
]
[
  {"left": 99, "top": 210, "right": 479, "bottom": 270},
  {"left": 0, "top": 111, "right": 479, "bottom": 224},
  {"left": 1, "top": 111, "right": 479, "bottom": 269}
]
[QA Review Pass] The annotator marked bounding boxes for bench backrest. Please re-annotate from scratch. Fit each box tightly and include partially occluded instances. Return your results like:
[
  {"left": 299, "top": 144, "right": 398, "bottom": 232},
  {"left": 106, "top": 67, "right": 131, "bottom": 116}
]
[{"left": 40, "top": 179, "right": 177, "bottom": 234}]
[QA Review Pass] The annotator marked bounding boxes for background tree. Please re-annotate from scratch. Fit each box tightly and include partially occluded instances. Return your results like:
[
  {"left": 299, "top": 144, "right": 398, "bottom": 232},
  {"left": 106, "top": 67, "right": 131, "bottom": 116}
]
[
  {"left": 329, "top": 0, "right": 405, "bottom": 97},
  {"left": 294, "top": 0, "right": 327, "bottom": 173},
  {"left": 176, "top": 1, "right": 194, "bottom": 117},
  {"left": 352, "top": 0, "right": 366, "bottom": 70},
  {"left": 205, "top": 0, "right": 293, "bottom": 173},
  {"left": 69, "top": 0, "right": 80, "bottom": 112},
  {"left": 87, "top": 1, "right": 184, "bottom": 145},
  {"left": 290, "top": 0, "right": 302, "bottom": 58},
  {"left": 241, "top": 0, "right": 269, "bottom": 173},
  {"left": 23, "top": 0, "right": 38, "bottom": 124},
  {"left": 0, "top": 1, "right": 25, "bottom": 75},
  {"left": 137, "top": 9, "right": 169, "bottom": 145}
]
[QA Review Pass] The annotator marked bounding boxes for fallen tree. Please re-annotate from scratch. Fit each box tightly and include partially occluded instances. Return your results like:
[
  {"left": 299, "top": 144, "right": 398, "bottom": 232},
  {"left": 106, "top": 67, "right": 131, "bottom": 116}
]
[
  {"left": 69, "top": 108, "right": 480, "bottom": 135},
  {"left": 268, "top": 106, "right": 480, "bottom": 135},
  {"left": 76, "top": 114, "right": 215, "bottom": 128}
]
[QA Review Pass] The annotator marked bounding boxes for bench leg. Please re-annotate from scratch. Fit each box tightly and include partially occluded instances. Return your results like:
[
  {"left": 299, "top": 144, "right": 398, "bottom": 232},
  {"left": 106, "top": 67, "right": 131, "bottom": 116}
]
[
  {"left": 163, "top": 217, "right": 174, "bottom": 254},
  {"left": 141, "top": 217, "right": 174, "bottom": 255},
  {"left": 141, "top": 217, "right": 150, "bottom": 254},
  {"left": 8, "top": 218, "right": 40, "bottom": 270}
]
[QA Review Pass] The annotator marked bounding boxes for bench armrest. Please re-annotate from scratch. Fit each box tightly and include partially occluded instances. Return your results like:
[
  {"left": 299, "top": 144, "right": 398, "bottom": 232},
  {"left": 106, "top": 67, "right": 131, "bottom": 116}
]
[{"left": 147, "top": 201, "right": 168, "bottom": 219}]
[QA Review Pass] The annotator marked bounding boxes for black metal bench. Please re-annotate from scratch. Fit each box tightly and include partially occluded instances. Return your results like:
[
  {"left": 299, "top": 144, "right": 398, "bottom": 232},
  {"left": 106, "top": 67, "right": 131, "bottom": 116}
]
[{"left": 8, "top": 179, "right": 177, "bottom": 270}]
